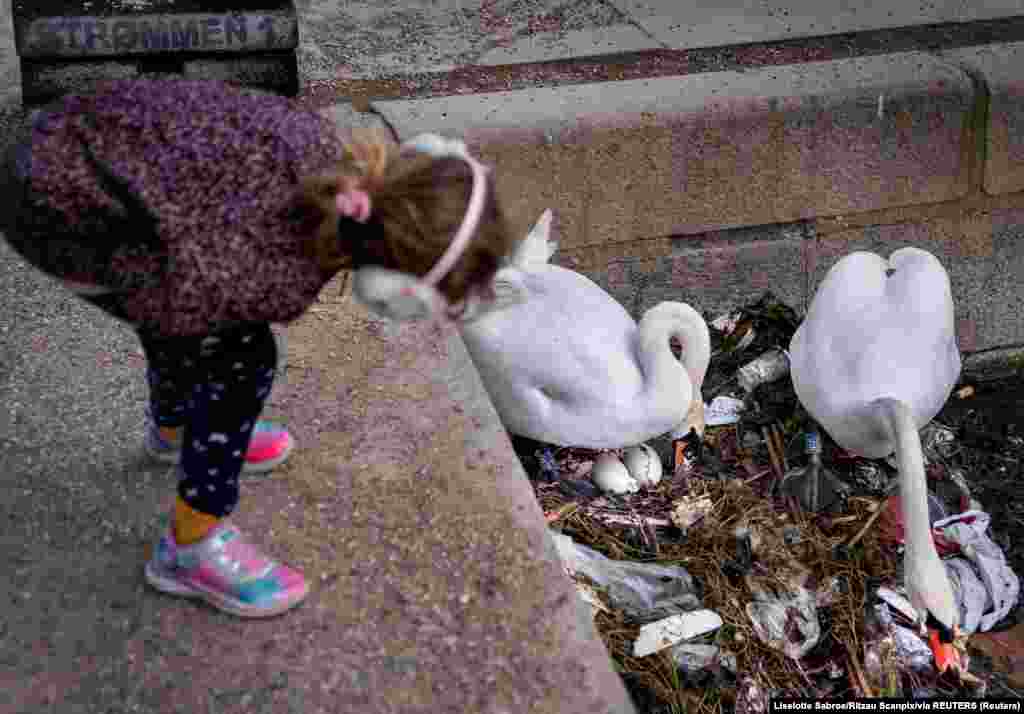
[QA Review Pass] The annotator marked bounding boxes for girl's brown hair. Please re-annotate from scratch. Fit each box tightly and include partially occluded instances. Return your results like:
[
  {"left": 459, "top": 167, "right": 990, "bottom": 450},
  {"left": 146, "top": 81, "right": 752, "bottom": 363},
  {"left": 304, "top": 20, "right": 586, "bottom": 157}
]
[{"left": 297, "top": 128, "right": 516, "bottom": 309}]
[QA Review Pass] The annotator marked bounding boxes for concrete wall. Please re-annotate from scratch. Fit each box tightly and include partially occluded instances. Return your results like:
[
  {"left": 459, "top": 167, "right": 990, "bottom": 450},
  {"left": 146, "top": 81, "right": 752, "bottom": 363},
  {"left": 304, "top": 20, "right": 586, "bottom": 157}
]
[{"left": 360, "top": 43, "right": 1024, "bottom": 374}]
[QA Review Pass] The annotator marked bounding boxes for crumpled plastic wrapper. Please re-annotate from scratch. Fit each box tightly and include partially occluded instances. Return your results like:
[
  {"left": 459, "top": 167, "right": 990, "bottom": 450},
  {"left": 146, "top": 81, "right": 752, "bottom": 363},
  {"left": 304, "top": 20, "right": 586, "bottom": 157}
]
[
  {"left": 864, "top": 602, "right": 938, "bottom": 696},
  {"left": 920, "top": 423, "right": 957, "bottom": 464},
  {"left": 551, "top": 532, "right": 701, "bottom": 621},
  {"left": 745, "top": 573, "right": 820, "bottom": 659},
  {"left": 670, "top": 643, "right": 737, "bottom": 686},
  {"left": 935, "top": 510, "right": 1021, "bottom": 634},
  {"left": 734, "top": 676, "right": 769, "bottom": 714}
]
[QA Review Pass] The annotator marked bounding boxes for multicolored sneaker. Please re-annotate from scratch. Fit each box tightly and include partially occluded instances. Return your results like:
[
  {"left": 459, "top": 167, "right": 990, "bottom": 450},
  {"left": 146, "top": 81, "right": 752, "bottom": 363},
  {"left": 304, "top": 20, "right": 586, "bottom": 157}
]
[
  {"left": 144, "top": 522, "right": 309, "bottom": 618},
  {"left": 144, "top": 419, "right": 295, "bottom": 473}
]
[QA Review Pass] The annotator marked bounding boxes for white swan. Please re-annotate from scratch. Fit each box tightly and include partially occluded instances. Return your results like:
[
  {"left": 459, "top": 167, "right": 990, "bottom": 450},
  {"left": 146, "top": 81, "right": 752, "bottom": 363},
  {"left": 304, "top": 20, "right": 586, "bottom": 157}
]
[
  {"left": 788, "top": 247, "right": 962, "bottom": 673},
  {"left": 459, "top": 210, "right": 711, "bottom": 449}
]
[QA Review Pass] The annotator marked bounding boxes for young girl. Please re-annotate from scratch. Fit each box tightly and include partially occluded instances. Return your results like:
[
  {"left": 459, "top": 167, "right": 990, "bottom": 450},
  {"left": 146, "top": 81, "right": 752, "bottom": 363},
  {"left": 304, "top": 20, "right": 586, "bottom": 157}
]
[{"left": 1, "top": 79, "right": 516, "bottom": 618}]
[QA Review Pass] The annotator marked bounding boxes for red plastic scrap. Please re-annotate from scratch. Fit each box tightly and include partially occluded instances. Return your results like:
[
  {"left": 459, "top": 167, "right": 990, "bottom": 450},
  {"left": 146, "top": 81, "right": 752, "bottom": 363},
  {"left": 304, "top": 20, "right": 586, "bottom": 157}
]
[{"left": 875, "top": 495, "right": 961, "bottom": 557}]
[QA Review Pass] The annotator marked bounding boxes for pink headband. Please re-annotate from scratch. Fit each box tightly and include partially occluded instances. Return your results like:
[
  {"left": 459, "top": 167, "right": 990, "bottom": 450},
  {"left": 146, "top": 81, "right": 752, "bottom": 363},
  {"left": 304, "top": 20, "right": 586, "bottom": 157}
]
[
  {"left": 400, "top": 134, "right": 489, "bottom": 288},
  {"left": 336, "top": 134, "right": 488, "bottom": 299}
]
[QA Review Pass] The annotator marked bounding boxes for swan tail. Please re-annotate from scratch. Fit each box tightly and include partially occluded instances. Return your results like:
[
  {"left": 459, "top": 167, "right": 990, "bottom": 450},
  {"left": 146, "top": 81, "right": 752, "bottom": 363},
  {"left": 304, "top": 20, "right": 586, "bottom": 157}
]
[{"left": 509, "top": 209, "right": 557, "bottom": 269}]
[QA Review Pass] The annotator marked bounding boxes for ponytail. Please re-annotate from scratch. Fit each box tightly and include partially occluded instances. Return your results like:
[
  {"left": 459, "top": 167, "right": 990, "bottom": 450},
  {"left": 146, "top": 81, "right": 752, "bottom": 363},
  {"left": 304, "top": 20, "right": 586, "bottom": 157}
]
[{"left": 296, "top": 129, "right": 515, "bottom": 306}]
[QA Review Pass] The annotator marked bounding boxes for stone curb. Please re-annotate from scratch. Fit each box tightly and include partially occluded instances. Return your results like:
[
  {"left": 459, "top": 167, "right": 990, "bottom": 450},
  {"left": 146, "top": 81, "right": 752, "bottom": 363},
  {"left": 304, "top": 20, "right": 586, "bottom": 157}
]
[
  {"left": 361, "top": 49, "right": 978, "bottom": 250},
  {"left": 941, "top": 42, "right": 1024, "bottom": 197},
  {"left": 963, "top": 347, "right": 1024, "bottom": 384},
  {"left": 321, "top": 42, "right": 1024, "bottom": 357}
]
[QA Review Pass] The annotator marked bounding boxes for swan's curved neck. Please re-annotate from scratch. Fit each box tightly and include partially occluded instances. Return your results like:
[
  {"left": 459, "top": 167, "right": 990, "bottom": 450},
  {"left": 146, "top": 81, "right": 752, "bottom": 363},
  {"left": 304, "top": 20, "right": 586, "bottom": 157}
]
[
  {"left": 873, "top": 398, "right": 934, "bottom": 562},
  {"left": 636, "top": 309, "right": 710, "bottom": 396},
  {"left": 637, "top": 321, "right": 686, "bottom": 392}
]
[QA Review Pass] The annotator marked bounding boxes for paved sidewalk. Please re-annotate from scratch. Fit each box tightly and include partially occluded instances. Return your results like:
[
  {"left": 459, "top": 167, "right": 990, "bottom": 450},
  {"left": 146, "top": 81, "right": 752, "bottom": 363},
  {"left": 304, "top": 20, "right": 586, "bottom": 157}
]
[
  {"left": 3, "top": 3, "right": 1024, "bottom": 713},
  {"left": 294, "top": 0, "right": 1024, "bottom": 81}
]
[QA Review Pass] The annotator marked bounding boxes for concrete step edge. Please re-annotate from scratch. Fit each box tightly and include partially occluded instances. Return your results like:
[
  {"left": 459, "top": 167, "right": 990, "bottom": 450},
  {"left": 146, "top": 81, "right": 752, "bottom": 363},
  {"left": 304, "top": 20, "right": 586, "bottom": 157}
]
[{"left": 323, "top": 47, "right": 995, "bottom": 250}]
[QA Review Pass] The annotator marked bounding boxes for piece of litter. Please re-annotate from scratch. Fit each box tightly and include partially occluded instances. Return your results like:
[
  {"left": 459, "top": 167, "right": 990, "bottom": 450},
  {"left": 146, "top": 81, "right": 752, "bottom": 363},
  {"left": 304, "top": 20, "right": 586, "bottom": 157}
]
[
  {"left": 633, "top": 609, "right": 723, "bottom": 658},
  {"left": 705, "top": 395, "right": 746, "bottom": 426},
  {"left": 935, "top": 510, "right": 1021, "bottom": 633},
  {"left": 920, "top": 423, "right": 956, "bottom": 463},
  {"left": 536, "top": 447, "right": 560, "bottom": 481},
  {"left": 574, "top": 581, "right": 610, "bottom": 617},
  {"left": 888, "top": 622, "right": 937, "bottom": 672},
  {"left": 852, "top": 461, "right": 887, "bottom": 493},
  {"left": 735, "top": 675, "right": 768, "bottom": 714},
  {"left": 552, "top": 532, "right": 701, "bottom": 620},
  {"left": 736, "top": 349, "right": 790, "bottom": 393},
  {"left": 710, "top": 311, "right": 757, "bottom": 353},
  {"left": 544, "top": 502, "right": 577, "bottom": 524},
  {"left": 586, "top": 509, "right": 671, "bottom": 528},
  {"left": 671, "top": 429, "right": 702, "bottom": 477},
  {"left": 670, "top": 643, "right": 737, "bottom": 684},
  {"left": 876, "top": 586, "right": 919, "bottom": 625},
  {"left": 710, "top": 310, "right": 744, "bottom": 335},
  {"left": 956, "top": 385, "right": 975, "bottom": 399},
  {"left": 669, "top": 495, "right": 714, "bottom": 531},
  {"left": 746, "top": 576, "right": 820, "bottom": 660}
]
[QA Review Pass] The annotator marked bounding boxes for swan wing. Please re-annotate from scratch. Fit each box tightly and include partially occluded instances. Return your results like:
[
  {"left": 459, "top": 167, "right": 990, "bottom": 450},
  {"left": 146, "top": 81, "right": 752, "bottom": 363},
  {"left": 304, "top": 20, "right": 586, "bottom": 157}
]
[
  {"left": 790, "top": 249, "right": 960, "bottom": 455},
  {"left": 460, "top": 266, "right": 658, "bottom": 446}
]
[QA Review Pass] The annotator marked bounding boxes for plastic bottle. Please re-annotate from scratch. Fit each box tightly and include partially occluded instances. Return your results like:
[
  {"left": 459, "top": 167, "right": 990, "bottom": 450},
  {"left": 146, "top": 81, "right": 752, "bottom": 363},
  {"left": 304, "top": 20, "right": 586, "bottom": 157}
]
[{"left": 736, "top": 349, "right": 790, "bottom": 393}]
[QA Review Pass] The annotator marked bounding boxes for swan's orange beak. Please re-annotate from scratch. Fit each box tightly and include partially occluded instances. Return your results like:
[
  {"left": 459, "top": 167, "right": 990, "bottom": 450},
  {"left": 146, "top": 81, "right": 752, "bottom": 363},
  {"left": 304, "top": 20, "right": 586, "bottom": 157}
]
[{"left": 928, "top": 627, "right": 962, "bottom": 674}]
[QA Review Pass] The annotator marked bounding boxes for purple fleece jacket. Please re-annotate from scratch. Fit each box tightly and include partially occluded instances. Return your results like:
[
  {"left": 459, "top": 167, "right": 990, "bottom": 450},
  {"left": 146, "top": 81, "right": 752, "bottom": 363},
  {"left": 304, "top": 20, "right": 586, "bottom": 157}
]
[{"left": 1, "top": 79, "right": 347, "bottom": 336}]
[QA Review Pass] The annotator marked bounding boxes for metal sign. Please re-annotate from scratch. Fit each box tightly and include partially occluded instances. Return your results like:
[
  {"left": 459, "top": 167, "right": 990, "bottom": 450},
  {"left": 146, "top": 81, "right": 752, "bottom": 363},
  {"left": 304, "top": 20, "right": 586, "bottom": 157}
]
[{"left": 16, "top": 11, "right": 298, "bottom": 58}]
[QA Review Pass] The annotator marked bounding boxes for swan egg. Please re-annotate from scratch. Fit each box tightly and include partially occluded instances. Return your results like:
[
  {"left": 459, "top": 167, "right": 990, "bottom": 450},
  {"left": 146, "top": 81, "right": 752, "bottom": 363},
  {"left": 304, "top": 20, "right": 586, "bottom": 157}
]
[
  {"left": 591, "top": 453, "right": 639, "bottom": 494},
  {"left": 622, "top": 445, "right": 663, "bottom": 487}
]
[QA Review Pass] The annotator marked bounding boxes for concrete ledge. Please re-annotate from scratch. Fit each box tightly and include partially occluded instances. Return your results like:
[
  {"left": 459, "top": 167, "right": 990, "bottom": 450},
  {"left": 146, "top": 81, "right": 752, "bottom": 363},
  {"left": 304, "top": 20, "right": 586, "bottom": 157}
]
[
  {"left": 250, "top": 290, "right": 636, "bottom": 714},
  {"left": 808, "top": 206, "right": 1024, "bottom": 354},
  {"left": 942, "top": 42, "right": 1024, "bottom": 196},
  {"left": 324, "top": 44, "right": 1022, "bottom": 357},
  {"left": 369, "top": 51, "right": 974, "bottom": 251},
  {"left": 963, "top": 346, "right": 1024, "bottom": 383},
  {"left": 0, "top": 269, "right": 636, "bottom": 713},
  {"left": 553, "top": 203, "right": 1024, "bottom": 356}
]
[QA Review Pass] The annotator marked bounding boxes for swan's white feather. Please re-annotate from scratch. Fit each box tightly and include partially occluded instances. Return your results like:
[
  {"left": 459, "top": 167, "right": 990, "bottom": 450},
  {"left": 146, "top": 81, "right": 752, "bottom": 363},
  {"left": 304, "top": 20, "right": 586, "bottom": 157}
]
[
  {"left": 789, "top": 247, "right": 961, "bottom": 633},
  {"left": 459, "top": 211, "right": 710, "bottom": 448}
]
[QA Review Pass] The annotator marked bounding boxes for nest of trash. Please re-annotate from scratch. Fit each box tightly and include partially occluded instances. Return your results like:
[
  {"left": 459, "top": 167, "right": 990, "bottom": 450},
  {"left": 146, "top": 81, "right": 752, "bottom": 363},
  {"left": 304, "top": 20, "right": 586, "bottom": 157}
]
[{"left": 512, "top": 293, "right": 1022, "bottom": 713}]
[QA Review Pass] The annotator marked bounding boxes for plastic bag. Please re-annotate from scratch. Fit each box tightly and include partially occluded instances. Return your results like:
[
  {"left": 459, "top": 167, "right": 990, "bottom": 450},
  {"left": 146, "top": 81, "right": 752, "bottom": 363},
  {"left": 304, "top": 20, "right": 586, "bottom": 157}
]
[
  {"left": 935, "top": 510, "right": 1021, "bottom": 633},
  {"left": 745, "top": 572, "right": 820, "bottom": 659},
  {"left": 551, "top": 532, "right": 701, "bottom": 621}
]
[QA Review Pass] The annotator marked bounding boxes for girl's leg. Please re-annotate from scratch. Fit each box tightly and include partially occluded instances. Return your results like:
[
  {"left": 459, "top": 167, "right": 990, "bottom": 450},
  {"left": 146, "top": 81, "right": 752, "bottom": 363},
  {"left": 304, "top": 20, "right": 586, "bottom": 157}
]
[
  {"left": 139, "top": 328, "right": 294, "bottom": 473},
  {"left": 176, "top": 324, "right": 278, "bottom": 524},
  {"left": 143, "top": 324, "right": 307, "bottom": 618},
  {"left": 137, "top": 329, "right": 199, "bottom": 436}
]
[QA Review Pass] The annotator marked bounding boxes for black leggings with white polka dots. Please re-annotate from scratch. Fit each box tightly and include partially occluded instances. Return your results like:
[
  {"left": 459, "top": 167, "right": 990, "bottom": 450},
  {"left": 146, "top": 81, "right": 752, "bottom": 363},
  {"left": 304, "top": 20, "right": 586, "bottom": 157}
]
[{"left": 138, "top": 323, "right": 277, "bottom": 518}]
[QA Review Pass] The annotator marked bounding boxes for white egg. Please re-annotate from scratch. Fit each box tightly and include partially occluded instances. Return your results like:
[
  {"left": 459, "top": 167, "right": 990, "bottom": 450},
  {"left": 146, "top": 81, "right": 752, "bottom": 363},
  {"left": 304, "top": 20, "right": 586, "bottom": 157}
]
[
  {"left": 622, "top": 444, "right": 663, "bottom": 487},
  {"left": 591, "top": 453, "right": 639, "bottom": 494}
]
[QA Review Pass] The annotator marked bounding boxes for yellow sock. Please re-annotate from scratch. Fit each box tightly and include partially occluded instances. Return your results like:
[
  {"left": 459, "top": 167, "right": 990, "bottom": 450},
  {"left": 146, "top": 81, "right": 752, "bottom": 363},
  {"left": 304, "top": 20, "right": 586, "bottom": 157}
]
[
  {"left": 160, "top": 426, "right": 183, "bottom": 447},
  {"left": 173, "top": 496, "right": 223, "bottom": 545}
]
